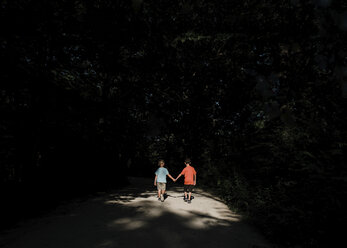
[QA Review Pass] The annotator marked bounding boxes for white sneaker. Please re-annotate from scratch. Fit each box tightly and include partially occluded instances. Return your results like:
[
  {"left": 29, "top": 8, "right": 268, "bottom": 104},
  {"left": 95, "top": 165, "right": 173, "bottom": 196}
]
[{"left": 160, "top": 194, "right": 164, "bottom": 202}]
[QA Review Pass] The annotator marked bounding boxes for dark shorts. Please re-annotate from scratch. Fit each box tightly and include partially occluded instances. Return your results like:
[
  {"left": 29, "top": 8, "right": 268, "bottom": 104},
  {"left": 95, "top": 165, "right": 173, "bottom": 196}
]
[{"left": 184, "top": 184, "right": 194, "bottom": 192}]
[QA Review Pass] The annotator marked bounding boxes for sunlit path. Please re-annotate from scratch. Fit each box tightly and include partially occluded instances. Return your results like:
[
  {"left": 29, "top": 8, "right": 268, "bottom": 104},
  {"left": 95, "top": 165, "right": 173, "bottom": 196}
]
[{"left": 0, "top": 178, "right": 271, "bottom": 248}]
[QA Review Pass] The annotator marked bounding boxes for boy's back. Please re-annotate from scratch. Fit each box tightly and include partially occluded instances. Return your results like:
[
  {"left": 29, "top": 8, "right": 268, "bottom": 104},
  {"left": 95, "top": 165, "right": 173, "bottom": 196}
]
[
  {"left": 155, "top": 167, "right": 169, "bottom": 183},
  {"left": 180, "top": 166, "right": 196, "bottom": 185}
]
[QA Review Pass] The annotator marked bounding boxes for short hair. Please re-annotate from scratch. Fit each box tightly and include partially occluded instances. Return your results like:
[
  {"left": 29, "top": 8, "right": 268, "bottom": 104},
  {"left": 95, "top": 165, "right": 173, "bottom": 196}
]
[
  {"left": 158, "top": 159, "right": 165, "bottom": 165},
  {"left": 184, "top": 158, "right": 191, "bottom": 164}
]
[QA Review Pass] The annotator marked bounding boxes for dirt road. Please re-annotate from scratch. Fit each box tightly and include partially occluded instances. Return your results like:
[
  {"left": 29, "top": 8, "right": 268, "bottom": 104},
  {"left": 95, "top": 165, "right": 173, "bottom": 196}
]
[{"left": 0, "top": 178, "right": 271, "bottom": 248}]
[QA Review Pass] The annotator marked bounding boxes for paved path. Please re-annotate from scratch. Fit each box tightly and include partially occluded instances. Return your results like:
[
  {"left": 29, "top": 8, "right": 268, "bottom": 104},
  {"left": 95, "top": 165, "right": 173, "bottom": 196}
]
[{"left": 0, "top": 178, "right": 271, "bottom": 248}]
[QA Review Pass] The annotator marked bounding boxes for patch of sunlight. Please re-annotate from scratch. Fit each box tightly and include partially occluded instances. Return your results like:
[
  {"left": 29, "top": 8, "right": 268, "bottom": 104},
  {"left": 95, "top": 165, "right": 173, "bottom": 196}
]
[
  {"left": 143, "top": 206, "right": 164, "bottom": 218},
  {"left": 96, "top": 240, "right": 114, "bottom": 248},
  {"left": 179, "top": 215, "right": 238, "bottom": 229},
  {"left": 105, "top": 190, "right": 242, "bottom": 232},
  {"left": 188, "top": 218, "right": 219, "bottom": 229},
  {"left": 183, "top": 212, "right": 239, "bottom": 229},
  {"left": 104, "top": 199, "right": 127, "bottom": 204},
  {"left": 109, "top": 218, "right": 147, "bottom": 230},
  {"left": 104, "top": 195, "right": 137, "bottom": 204}
]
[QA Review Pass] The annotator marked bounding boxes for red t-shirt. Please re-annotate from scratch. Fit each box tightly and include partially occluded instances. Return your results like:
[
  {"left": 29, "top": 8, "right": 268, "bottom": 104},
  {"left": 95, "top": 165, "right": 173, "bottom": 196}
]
[{"left": 180, "top": 166, "right": 197, "bottom": 185}]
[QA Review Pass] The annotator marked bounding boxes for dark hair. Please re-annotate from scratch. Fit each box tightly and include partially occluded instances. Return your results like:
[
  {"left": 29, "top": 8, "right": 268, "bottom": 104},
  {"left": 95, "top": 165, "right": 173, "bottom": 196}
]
[
  {"left": 158, "top": 159, "right": 165, "bottom": 165},
  {"left": 184, "top": 158, "right": 191, "bottom": 164}
]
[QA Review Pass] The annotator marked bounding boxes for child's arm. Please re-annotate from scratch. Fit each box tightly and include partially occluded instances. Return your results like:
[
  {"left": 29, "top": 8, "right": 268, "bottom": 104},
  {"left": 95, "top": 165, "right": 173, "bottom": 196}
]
[
  {"left": 154, "top": 175, "right": 157, "bottom": 186},
  {"left": 175, "top": 173, "right": 182, "bottom": 181},
  {"left": 193, "top": 174, "right": 196, "bottom": 185},
  {"left": 168, "top": 174, "right": 176, "bottom": 182}
]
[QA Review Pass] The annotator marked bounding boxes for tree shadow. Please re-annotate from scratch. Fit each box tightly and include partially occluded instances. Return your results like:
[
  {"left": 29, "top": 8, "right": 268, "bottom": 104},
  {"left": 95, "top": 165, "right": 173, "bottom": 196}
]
[{"left": 0, "top": 177, "right": 272, "bottom": 248}]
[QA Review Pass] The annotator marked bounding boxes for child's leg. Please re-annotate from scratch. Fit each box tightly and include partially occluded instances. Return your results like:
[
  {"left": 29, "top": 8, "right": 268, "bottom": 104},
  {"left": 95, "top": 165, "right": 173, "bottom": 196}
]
[
  {"left": 187, "top": 185, "right": 194, "bottom": 200},
  {"left": 183, "top": 185, "right": 189, "bottom": 201},
  {"left": 160, "top": 189, "right": 164, "bottom": 201},
  {"left": 157, "top": 183, "right": 164, "bottom": 198},
  {"left": 161, "top": 183, "right": 166, "bottom": 197}
]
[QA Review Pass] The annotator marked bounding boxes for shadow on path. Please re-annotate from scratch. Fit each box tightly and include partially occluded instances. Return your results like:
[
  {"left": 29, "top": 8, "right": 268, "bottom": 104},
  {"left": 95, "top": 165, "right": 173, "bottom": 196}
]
[{"left": 0, "top": 177, "right": 272, "bottom": 248}]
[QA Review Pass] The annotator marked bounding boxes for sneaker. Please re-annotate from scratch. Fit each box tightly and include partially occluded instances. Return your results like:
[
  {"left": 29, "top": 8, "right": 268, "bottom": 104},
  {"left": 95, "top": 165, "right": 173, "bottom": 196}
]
[
  {"left": 158, "top": 197, "right": 161, "bottom": 201},
  {"left": 160, "top": 194, "right": 164, "bottom": 202},
  {"left": 187, "top": 200, "right": 191, "bottom": 204},
  {"left": 191, "top": 196, "right": 194, "bottom": 200},
  {"left": 184, "top": 197, "right": 187, "bottom": 202}
]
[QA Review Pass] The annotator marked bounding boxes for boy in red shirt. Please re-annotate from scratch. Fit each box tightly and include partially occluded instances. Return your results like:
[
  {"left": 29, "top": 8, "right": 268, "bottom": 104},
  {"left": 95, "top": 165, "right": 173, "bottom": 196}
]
[{"left": 175, "top": 158, "right": 197, "bottom": 204}]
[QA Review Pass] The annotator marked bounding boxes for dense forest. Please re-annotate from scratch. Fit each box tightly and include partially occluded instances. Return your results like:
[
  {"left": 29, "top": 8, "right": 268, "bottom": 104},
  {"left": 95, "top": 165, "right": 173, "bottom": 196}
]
[{"left": 1, "top": 0, "right": 346, "bottom": 247}]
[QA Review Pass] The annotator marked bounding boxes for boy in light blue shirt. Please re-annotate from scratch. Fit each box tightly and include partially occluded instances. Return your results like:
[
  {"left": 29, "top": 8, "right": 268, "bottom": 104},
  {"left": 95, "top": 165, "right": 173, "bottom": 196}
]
[{"left": 154, "top": 159, "right": 176, "bottom": 202}]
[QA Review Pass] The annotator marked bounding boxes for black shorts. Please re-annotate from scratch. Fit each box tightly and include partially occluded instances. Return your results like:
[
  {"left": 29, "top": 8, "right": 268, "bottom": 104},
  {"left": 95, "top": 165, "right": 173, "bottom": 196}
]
[{"left": 184, "top": 184, "right": 194, "bottom": 192}]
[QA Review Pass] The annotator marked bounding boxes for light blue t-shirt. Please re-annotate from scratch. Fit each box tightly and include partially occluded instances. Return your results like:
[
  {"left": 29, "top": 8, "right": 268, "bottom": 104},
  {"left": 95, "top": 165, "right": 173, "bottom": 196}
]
[{"left": 155, "top": 167, "right": 169, "bottom": 183}]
